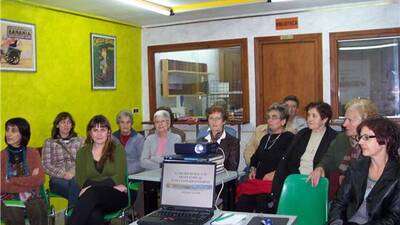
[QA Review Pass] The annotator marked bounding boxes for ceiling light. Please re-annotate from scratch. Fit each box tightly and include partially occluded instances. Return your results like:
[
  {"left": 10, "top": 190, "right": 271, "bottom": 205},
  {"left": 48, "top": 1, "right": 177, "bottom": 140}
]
[
  {"left": 339, "top": 43, "right": 398, "bottom": 51},
  {"left": 117, "top": 0, "right": 173, "bottom": 16},
  {"left": 267, "top": 0, "right": 291, "bottom": 2}
]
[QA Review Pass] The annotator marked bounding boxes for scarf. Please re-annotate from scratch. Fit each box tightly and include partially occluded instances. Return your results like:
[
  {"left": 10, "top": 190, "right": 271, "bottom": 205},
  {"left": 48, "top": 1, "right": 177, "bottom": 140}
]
[{"left": 6, "top": 145, "right": 30, "bottom": 179}]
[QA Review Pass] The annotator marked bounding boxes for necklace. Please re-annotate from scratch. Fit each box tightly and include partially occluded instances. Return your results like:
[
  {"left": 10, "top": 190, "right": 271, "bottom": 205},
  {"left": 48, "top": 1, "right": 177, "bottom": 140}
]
[{"left": 263, "top": 133, "right": 282, "bottom": 151}]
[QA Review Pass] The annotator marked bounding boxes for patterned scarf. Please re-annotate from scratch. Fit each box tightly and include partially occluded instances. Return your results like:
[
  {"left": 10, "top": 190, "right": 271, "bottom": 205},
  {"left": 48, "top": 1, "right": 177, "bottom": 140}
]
[
  {"left": 6, "top": 145, "right": 30, "bottom": 179},
  {"left": 1, "top": 145, "right": 32, "bottom": 201}
]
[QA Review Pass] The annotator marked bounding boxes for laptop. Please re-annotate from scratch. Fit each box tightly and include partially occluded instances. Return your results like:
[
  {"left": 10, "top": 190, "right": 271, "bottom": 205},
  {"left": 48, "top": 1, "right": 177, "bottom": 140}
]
[{"left": 138, "top": 160, "right": 216, "bottom": 225}]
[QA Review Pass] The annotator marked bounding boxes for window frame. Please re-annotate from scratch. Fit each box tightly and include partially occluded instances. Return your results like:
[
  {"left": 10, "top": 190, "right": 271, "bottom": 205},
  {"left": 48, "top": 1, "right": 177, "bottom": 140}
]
[
  {"left": 147, "top": 38, "right": 249, "bottom": 123},
  {"left": 330, "top": 27, "right": 400, "bottom": 121}
]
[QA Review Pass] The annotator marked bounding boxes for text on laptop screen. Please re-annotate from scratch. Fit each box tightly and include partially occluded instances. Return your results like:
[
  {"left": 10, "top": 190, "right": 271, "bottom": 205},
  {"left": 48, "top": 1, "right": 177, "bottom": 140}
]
[{"left": 161, "top": 162, "right": 216, "bottom": 209}]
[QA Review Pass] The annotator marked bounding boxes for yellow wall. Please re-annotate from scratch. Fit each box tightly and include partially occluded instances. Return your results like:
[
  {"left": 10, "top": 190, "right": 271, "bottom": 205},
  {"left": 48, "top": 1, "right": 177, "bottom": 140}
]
[
  {"left": 1, "top": 0, "right": 142, "bottom": 210},
  {"left": 1, "top": 0, "right": 142, "bottom": 147}
]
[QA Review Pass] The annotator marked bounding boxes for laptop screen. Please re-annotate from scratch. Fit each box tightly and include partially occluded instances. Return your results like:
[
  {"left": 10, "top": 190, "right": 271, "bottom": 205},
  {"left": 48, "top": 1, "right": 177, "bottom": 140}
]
[{"left": 160, "top": 161, "right": 216, "bottom": 210}]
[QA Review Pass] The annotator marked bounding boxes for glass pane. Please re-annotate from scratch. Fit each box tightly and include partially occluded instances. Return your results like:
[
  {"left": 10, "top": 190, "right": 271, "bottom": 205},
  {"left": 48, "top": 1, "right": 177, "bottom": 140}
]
[
  {"left": 154, "top": 47, "right": 243, "bottom": 121},
  {"left": 338, "top": 36, "right": 400, "bottom": 117}
]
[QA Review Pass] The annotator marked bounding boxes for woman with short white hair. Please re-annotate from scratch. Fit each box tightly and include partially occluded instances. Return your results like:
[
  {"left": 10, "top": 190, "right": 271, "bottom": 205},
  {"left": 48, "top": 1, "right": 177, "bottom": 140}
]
[{"left": 140, "top": 110, "right": 181, "bottom": 170}]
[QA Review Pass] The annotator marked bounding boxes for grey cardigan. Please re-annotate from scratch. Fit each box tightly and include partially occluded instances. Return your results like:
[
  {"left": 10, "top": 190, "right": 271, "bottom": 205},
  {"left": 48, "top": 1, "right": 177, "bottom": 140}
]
[{"left": 140, "top": 131, "right": 181, "bottom": 170}]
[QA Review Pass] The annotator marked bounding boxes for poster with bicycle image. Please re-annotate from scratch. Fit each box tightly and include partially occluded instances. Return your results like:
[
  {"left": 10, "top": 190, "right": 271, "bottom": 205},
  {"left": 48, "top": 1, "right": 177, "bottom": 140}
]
[
  {"left": 91, "top": 33, "right": 116, "bottom": 90},
  {"left": 0, "top": 19, "right": 36, "bottom": 72}
]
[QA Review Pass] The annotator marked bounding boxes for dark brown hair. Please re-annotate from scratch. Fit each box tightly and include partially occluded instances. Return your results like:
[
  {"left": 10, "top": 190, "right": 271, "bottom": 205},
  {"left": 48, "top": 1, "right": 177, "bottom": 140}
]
[
  {"left": 357, "top": 116, "right": 400, "bottom": 160},
  {"left": 51, "top": 112, "right": 77, "bottom": 139},
  {"left": 206, "top": 105, "right": 228, "bottom": 121},
  {"left": 5, "top": 118, "right": 30, "bottom": 147},
  {"left": 85, "top": 115, "right": 115, "bottom": 166},
  {"left": 283, "top": 95, "right": 300, "bottom": 107},
  {"left": 305, "top": 102, "right": 333, "bottom": 127}
]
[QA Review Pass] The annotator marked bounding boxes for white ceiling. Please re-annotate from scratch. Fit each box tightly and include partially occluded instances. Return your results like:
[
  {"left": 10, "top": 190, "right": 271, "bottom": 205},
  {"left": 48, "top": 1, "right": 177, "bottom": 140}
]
[{"left": 23, "top": 0, "right": 389, "bottom": 27}]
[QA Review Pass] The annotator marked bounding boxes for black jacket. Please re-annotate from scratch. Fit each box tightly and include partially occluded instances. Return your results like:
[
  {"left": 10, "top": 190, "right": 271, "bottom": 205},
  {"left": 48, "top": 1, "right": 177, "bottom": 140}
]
[
  {"left": 286, "top": 127, "right": 338, "bottom": 174},
  {"left": 272, "top": 127, "right": 337, "bottom": 197},
  {"left": 250, "top": 132, "right": 294, "bottom": 179},
  {"left": 329, "top": 156, "right": 400, "bottom": 225}
]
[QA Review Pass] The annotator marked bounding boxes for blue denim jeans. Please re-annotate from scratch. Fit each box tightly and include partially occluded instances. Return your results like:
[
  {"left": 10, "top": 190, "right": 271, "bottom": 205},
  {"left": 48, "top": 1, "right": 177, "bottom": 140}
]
[{"left": 49, "top": 177, "right": 79, "bottom": 207}]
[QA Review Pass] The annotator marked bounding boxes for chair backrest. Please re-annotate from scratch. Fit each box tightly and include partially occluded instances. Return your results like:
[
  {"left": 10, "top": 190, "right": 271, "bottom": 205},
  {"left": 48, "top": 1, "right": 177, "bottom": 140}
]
[{"left": 277, "top": 174, "right": 329, "bottom": 225}]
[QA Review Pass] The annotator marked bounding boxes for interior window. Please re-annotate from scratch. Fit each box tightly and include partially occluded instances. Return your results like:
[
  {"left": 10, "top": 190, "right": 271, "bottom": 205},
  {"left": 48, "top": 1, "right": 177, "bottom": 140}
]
[
  {"left": 338, "top": 36, "right": 400, "bottom": 117},
  {"left": 148, "top": 39, "right": 249, "bottom": 122}
]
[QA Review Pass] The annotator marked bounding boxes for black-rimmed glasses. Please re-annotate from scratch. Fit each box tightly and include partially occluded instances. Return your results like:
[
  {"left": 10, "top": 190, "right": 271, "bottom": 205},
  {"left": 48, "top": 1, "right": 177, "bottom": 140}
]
[{"left": 356, "top": 134, "right": 376, "bottom": 142}]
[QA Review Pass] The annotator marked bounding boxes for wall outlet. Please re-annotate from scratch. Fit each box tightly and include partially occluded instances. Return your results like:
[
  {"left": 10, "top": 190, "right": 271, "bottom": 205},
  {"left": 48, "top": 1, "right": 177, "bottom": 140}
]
[{"left": 132, "top": 107, "right": 140, "bottom": 114}]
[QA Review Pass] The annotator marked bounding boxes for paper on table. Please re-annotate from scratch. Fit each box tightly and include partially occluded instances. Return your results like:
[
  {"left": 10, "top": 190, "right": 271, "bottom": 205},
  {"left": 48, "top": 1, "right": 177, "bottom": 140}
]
[{"left": 211, "top": 214, "right": 247, "bottom": 225}]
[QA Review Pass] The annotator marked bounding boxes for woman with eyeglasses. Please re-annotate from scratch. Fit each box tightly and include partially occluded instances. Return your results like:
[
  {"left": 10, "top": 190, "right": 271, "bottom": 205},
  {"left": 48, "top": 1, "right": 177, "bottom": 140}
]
[
  {"left": 328, "top": 116, "right": 400, "bottom": 225},
  {"left": 140, "top": 110, "right": 181, "bottom": 170},
  {"left": 236, "top": 103, "right": 294, "bottom": 213},
  {"left": 308, "top": 99, "right": 378, "bottom": 195},
  {"left": 198, "top": 105, "right": 240, "bottom": 171}
]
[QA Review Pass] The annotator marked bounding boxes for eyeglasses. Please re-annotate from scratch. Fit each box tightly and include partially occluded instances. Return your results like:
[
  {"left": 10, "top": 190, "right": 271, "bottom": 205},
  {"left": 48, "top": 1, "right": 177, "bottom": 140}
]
[
  {"left": 266, "top": 115, "right": 281, "bottom": 120},
  {"left": 356, "top": 134, "right": 376, "bottom": 142},
  {"left": 209, "top": 116, "right": 223, "bottom": 121}
]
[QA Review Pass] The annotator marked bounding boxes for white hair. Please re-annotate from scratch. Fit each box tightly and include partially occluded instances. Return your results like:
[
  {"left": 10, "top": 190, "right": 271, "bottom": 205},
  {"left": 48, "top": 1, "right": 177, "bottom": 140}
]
[
  {"left": 153, "top": 110, "right": 170, "bottom": 122},
  {"left": 116, "top": 110, "right": 133, "bottom": 124}
]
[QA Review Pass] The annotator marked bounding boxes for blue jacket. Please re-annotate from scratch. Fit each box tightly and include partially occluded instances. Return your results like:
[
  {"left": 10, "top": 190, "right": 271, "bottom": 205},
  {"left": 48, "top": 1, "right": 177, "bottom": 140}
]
[{"left": 112, "top": 129, "right": 145, "bottom": 174}]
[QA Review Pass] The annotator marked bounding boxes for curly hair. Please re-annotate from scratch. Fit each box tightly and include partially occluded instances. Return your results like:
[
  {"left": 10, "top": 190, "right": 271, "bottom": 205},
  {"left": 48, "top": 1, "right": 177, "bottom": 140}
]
[
  {"left": 345, "top": 98, "right": 378, "bottom": 120},
  {"left": 267, "top": 103, "right": 289, "bottom": 126}
]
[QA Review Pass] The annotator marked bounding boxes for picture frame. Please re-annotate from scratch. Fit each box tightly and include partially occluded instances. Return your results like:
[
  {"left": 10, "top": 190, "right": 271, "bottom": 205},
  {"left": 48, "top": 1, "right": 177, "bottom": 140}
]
[
  {"left": 91, "top": 33, "right": 116, "bottom": 90},
  {"left": 0, "top": 19, "right": 36, "bottom": 72}
]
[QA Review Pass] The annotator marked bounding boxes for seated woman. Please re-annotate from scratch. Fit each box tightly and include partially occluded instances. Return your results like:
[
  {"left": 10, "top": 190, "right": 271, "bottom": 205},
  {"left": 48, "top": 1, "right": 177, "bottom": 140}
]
[
  {"left": 328, "top": 116, "right": 400, "bottom": 225},
  {"left": 69, "top": 115, "right": 128, "bottom": 225},
  {"left": 198, "top": 105, "right": 240, "bottom": 171},
  {"left": 236, "top": 103, "right": 294, "bottom": 213},
  {"left": 42, "top": 112, "right": 84, "bottom": 208},
  {"left": 112, "top": 110, "right": 145, "bottom": 175},
  {"left": 147, "top": 106, "right": 186, "bottom": 142},
  {"left": 308, "top": 98, "right": 378, "bottom": 198},
  {"left": 141, "top": 110, "right": 181, "bottom": 170},
  {"left": 1, "top": 118, "right": 48, "bottom": 225},
  {"left": 272, "top": 102, "right": 337, "bottom": 199}
]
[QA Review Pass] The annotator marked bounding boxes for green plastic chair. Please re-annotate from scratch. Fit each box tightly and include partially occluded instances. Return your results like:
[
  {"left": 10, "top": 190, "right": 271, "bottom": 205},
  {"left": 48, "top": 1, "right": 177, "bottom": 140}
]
[
  {"left": 277, "top": 174, "right": 329, "bottom": 225},
  {"left": 2, "top": 185, "right": 56, "bottom": 225}
]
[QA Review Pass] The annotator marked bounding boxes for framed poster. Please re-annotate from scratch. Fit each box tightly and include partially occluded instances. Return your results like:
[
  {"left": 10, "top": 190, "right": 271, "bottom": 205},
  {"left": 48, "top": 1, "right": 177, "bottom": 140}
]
[
  {"left": 91, "top": 33, "right": 116, "bottom": 89},
  {"left": 0, "top": 19, "right": 36, "bottom": 72}
]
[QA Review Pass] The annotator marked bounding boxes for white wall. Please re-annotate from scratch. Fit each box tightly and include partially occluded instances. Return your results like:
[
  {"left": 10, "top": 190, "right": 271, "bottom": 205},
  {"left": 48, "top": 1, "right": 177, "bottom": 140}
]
[{"left": 141, "top": 2, "right": 400, "bottom": 169}]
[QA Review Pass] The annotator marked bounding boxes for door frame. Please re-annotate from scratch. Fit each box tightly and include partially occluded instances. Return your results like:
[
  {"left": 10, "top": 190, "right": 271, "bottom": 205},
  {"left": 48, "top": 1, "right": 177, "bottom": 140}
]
[{"left": 254, "top": 33, "right": 323, "bottom": 125}]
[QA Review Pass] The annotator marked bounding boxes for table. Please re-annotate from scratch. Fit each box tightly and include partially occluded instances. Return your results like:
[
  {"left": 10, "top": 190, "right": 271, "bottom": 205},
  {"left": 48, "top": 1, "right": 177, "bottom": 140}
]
[
  {"left": 130, "top": 210, "right": 297, "bottom": 225},
  {"left": 129, "top": 169, "right": 245, "bottom": 215}
]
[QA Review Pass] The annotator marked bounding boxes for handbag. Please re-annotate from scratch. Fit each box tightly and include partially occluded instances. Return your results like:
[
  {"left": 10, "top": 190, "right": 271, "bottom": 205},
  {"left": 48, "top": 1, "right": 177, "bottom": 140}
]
[{"left": 235, "top": 179, "right": 272, "bottom": 202}]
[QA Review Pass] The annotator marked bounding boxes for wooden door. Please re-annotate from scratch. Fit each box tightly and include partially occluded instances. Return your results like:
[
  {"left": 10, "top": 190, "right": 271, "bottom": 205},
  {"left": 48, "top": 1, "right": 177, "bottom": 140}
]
[{"left": 254, "top": 33, "right": 322, "bottom": 125}]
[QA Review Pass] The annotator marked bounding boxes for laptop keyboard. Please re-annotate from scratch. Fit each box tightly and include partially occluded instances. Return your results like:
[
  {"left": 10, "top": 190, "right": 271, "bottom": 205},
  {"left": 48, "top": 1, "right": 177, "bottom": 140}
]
[{"left": 154, "top": 210, "right": 211, "bottom": 222}]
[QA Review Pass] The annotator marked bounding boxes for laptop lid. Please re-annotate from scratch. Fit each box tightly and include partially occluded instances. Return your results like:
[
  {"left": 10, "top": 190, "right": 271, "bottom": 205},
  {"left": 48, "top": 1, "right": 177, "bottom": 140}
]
[{"left": 160, "top": 160, "right": 216, "bottom": 212}]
